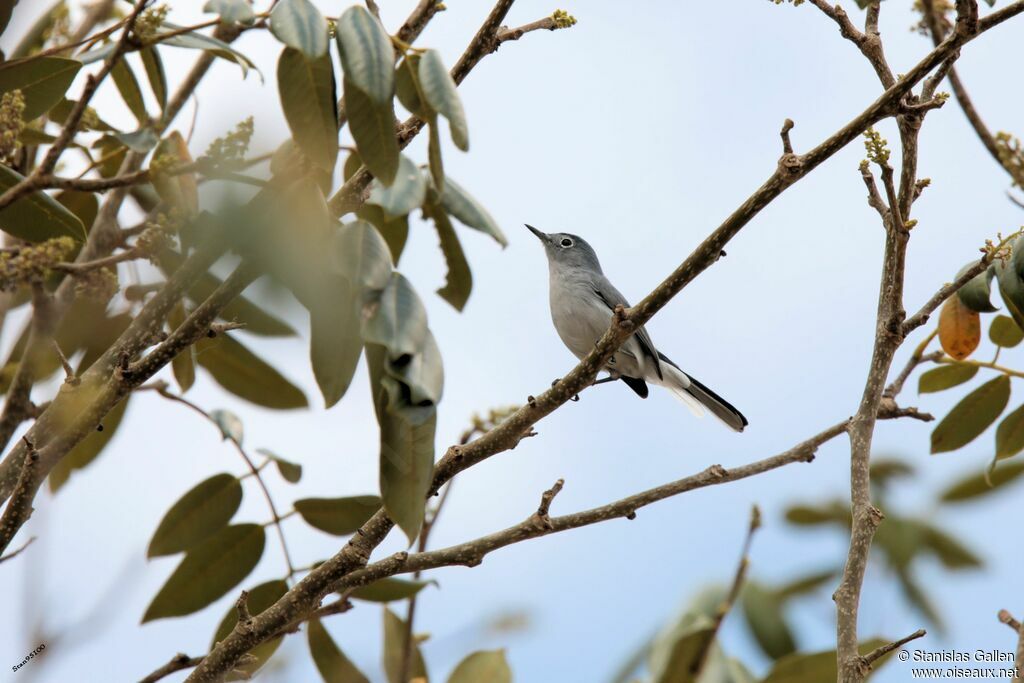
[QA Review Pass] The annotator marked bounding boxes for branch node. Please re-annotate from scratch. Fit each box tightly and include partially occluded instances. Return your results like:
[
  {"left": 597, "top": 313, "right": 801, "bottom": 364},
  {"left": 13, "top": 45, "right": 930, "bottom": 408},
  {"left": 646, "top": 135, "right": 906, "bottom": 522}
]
[
  {"left": 234, "top": 590, "right": 253, "bottom": 632},
  {"left": 780, "top": 118, "right": 795, "bottom": 154},
  {"left": 531, "top": 478, "right": 564, "bottom": 529}
]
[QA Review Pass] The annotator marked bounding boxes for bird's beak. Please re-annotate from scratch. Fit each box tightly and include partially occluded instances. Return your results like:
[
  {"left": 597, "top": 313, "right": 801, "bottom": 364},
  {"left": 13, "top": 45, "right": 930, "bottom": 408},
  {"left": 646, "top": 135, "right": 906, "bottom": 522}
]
[{"left": 525, "top": 224, "right": 550, "bottom": 244}]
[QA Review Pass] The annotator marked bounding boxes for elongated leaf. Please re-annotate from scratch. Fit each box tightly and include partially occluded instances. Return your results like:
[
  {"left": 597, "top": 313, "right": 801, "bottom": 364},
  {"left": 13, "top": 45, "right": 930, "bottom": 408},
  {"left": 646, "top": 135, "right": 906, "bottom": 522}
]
[
  {"left": 204, "top": 0, "right": 256, "bottom": 25},
  {"left": 784, "top": 501, "right": 849, "bottom": 526},
  {"left": 439, "top": 177, "right": 507, "bottom": 246},
  {"left": 335, "top": 219, "right": 393, "bottom": 292},
  {"left": 931, "top": 375, "right": 1010, "bottom": 454},
  {"left": 383, "top": 608, "right": 428, "bottom": 683},
  {"left": 362, "top": 273, "right": 428, "bottom": 355},
  {"left": 54, "top": 190, "right": 98, "bottom": 229},
  {"left": 344, "top": 77, "right": 398, "bottom": 185},
  {"left": 427, "top": 203, "right": 471, "bottom": 311},
  {"left": 270, "top": 0, "right": 328, "bottom": 58},
  {"left": 418, "top": 49, "right": 468, "bottom": 151},
  {"left": 761, "top": 640, "right": 890, "bottom": 683},
  {"left": 996, "top": 402, "right": 1024, "bottom": 460},
  {"left": 147, "top": 473, "right": 242, "bottom": 557},
  {"left": 48, "top": 396, "right": 128, "bottom": 492},
  {"left": 918, "top": 363, "right": 978, "bottom": 394},
  {"left": 309, "top": 618, "right": 370, "bottom": 683},
  {"left": 351, "top": 577, "right": 431, "bottom": 603},
  {"left": 196, "top": 333, "right": 307, "bottom": 409},
  {"left": 896, "top": 569, "right": 944, "bottom": 632},
  {"left": 395, "top": 55, "right": 429, "bottom": 118},
  {"left": 310, "top": 275, "right": 362, "bottom": 408},
  {"left": 294, "top": 495, "right": 380, "bottom": 536},
  {"left": 278, "top": 47, "right": 338, "bottom": 171},
  {"left": 140, "top": 47, "right": 168, "bottom": 110},
  {"left": 427, "top": 119, "right": 443, "bottom": 189},
  {"left": 939, "top": 460, "right": 1024, "bottom": 502},
  {"left": 0, "top": 164, "right": 86, "bottom": 241},
  {"left": 647, "top": 586, "right": 721, "bottom": 683},
  {"left": 448, "top": 650, "right": 511, "bottom": 683},
  {"left": 741, "top": 582, "right": 796, "bottom": 660},
  {"left": 956, "top": 261, "right": 997, "bottom": 312},
  {"left": 990, "top": 315, "right": 1024, "bottom": 348},
  {"left": 111, "top": 58, "right": 147, "bottom": 124},
  {"left": 996, "top": 258, "right": 1024, "bottom": 331},
  {"left": 256, "top": 448, "right": 302, "bottom": 483},
  {"left": 356, "top": 204, "right": 408, "bottom": 263},
  {"left": 938, "top": 295, "right": 980, "bottom": 361},
  {"left": 368, "top": 155, "right": 427, "bottom": 217},
  {"left": 335, "top": 6, "right": 394, "bottom": 105},
  {"left": 0, "top": 56, "right": 81, "bottom": 121},
  {"left": 51, "top": 97, "right": 116, "bottom": 132},
  {"left": 158, "top": 23, "right": 258, "bottom": 78},
  {"left": 143, "top": 523, "right": 265, "bottom": 622},
  {"left": 919, "top": 523, "right": 982, "bottom": 569},
  {"left": 775, "top": 570, "right": 838, "bottom": 600},
  {"left": 169, "top": 301, "right": 196, "bottom": 392},
  {"left": 213, "top": 580, "right": 288, "bottom": 680}
]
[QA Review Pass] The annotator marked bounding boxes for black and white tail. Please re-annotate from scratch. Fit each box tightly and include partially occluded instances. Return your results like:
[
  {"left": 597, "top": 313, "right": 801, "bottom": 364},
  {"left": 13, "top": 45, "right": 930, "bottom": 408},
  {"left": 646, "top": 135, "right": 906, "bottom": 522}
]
[{"left": 653, "top": 354, "right": 748, "bottom": 432}]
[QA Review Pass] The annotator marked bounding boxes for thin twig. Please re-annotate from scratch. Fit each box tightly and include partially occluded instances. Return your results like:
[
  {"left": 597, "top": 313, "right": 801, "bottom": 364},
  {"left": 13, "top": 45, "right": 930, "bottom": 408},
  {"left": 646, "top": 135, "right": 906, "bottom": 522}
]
[
  {"left": 862, "top": 628, "right": 927, "bottom": 666},
  {"left": 0, "top": 535, "right": 35, "bottom": 565}
]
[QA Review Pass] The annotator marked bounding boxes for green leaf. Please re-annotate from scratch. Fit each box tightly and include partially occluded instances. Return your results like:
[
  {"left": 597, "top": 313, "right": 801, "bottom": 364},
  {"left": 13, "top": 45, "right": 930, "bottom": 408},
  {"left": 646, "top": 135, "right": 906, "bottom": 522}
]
[
  {"left": 114, "top": 127, "right": 159, "bottom": 152},
  {"left": 990, "top": 315, "right": 1024, "bottom": 348},
  {"left": 140, "top": 46, "right": 168, "bottom": 110},
  {"left": 309, "top": 275, "right": 363, "bottom": 408},
  {"left": 869, "top": 458, "right": 915, "bottom": 487},
  {"left": 308, "top": 618, "right": 370, "bottom": 683},
  {"left": 335, "top": 6, "right": 394, "bottom": 106},
  {"left": 142, "top": 523, "right": 265, "bottom": 622},
  {"left": 356, "top": 204, "right": 408, "bottom": 263},
  {"left": 956, "top": 261, "right": 997, "bottom": 313},
  {"left": 204, "top": 0, "right": 256, "bottom": 25},
  {"left": 278, "top": 47, "right": 338, "bottom": 171},
  {"left": 147, "top": 473, "right": 243, "bottom": 558},
  {"left": 362, "top": 273, "right": 429, "bottom": 356},
  {"left": 427, "top": 119, "right": 444, "bottom": 190},
  {"left": 647, "top": 586, "right": 720, "bottom": 683},
  {"left": 196, "top": 333, "right": 308, "bottom": 409},
  {"left": 294, "top": 495, "right": 381, "bottom": 535},
  {"left": 336, "top": 219, "right": 394, "bottom": 292},
  {"left": 740, "top": 582, "right": 796, "bottom": 660},
  {"left": 256, "top": 448, "right": 302, "bottom": 483},
  {"left": 48, "top": 396, "right": 129, "bottom": 492},
  {"left": 343, "top": 77, "right": 399, "bottom": 185},
  {"left": 897, "top": 568, "right": 945, "bottom": 632},
  {"left": 439, "top": 177, "right": 507, "bottom": 246},
  {"left": 383, "top": 608, "right": 429, "bottom": 683},
  {"left": 784, "top": 501, "right": 849, "bottom": 526},
  {"left": 169, "top": 301, "right": 196, "bottom": 392},
  {"left": 210, "top": 408, "right": 244, "bottom": 444},
  {"left": 417, "top": 50, "right": 468, "bottom": 151},
  {"left": 351, "top": 577, "right": 432, "bottom": 603},
  {"left": 395, "top": 55, "right": 430, "bottom": 118},
  {"left": 919, "top": 523, "right": 982, "bottom": 569},
  {"left": 0, "top": 56, "right": 81, "bottom": 121},
  {"left": 0, "top": 164, "right": 86, "bottom": 242},
  {"left": 996, "top": 258, "right": 1024, "bottom": 331},
  {"left": 447, "top": 650, "right": 511, "bottom": 683},
  {"left": 368, "top": 155, "right": 427, "bottom": 217},
  {"left": 270, "top": 0, "right": 329, "bottom": 58},
  {"left": 761, "top": 640, "right": 891, "bottom": 683},
  {"left": 774, "top": 570, "right": 838, "bottom": 600},
  {"left": 939, "top": 459, "right": 1024, "bottom": 502},
  {"left": 996, "top": 402, "right": 1024, "bottom": 460},
  {"left": 930, "top": 375, "right": 1010, "bottom": 454},
  {"left": 54, "top": 189, "right": 98, "bottom": 229},
  {"left": 918, "top": 363, "right": 978, "bottom": 393},
  {"left": 426, "top": 202, "right": 472, "bottom": 311},
  {"left": 158, "top": 23, "right": 259, "bottom": 78},
  {"left": 388, "top": 328, "right": 444, "bottom": 408},
  {"left": 213, "top": 580, "right": 288, "bottom": 680},
  {"left": 111, "top": 58, "right": 148, "bottom": 124}
]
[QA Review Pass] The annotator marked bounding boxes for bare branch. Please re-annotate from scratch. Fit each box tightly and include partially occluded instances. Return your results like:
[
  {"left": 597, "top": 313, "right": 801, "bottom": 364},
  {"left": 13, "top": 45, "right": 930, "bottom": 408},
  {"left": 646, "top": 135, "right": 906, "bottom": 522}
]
[
  {"left": 139, "top": 653, "right": 204, "bottom": 683},
  {"left": 0, "top": 535, "right": 35, "bottom": 565},
  {"left": 863, "top": 628, "right": 927, "bottom": 667}
]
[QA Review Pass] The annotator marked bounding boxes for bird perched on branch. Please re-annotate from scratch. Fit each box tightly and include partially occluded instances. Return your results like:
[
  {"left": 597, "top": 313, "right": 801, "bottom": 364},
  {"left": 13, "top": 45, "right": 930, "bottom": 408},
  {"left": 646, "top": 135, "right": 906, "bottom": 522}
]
[{"left": 527, "top": 224, "right": 747, "bottom": 432}]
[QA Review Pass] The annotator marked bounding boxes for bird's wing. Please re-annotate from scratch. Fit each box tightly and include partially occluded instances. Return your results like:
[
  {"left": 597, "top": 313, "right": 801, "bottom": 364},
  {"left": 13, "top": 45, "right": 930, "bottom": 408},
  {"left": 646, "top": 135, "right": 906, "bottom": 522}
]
[{"left": 591, "top": 275, "right": 662, "bottom": 380}]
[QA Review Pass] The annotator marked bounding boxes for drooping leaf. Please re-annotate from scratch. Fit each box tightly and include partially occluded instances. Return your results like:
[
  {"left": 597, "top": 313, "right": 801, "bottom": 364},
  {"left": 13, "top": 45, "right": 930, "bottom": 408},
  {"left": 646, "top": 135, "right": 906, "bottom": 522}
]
[
  {"left": 740, "top": 582, "right": 796, "bottom": 660},
  {"left": 210, "top": 408, "right": 244, "bottom": 444},
  {"left": 294, "top": 495, "right": 380, "bottom": 536},
  {"left": 383, "top": 608, "right": 429, "bottom": 683},
  {"left": 417, "top": 49, "right": 468, "bottom": 151},
  {"left": 956, "top": 261, "right": 997, "bottom": 312},
  {"left": 368, "top": 154, "right": 427, "bottom": 217},
  {"left": 0, "top": 56, "right": 81, "bottom": 121},
  {"left": 334, "top": 220, "right": 394, "bottom": 292},
  {"left": 939, "top": 460, "right": 1024, "bottom": 502},
  {"left": 362, "top": 273, "right": 429, "bottom": 356},
  {"left": 196, "top": 333, "right": 308, "bottom": 409},
  {"left": 387, "top": 328, "right": 444, "bottom": 408},
  {"left": 647, "top": 585, "right": 722, "bottom": 683},
  {"left": 427, "top": 119, "right": 443, "bottom": 190},
  {"left": 169, "top": 301, "right": 196, "bottom": 392},
  {"left": 270, "top": 0, "right": 329, "bottom": 58},
  {"left": 919, "top": 523, "right": 982, "bottom": 569},
  {"left": 897, "top": 568, "right": 945, "bottom": 632},
  {"left": 278, "top": 47, "right": 338, "bottom": 171},
  {"left": 996, "top": 258, "right": 1024, "bottom": 331},
  {"left": 139, "top": 46, "right": 168, "bottom": 111},
  {"left": 111, "top": 57, "right": 148, "bottom": 124},
  {"left": 918, "top": 363, "right": 978, "bottom": 393},
  {"left": 335, "top": 6, "right": 394, "bottom": 106},
  {"left": 353, "top": 205, "right": 407, "bottom": 264},
  {"left": 204, "top": 0, "right": 256, "bottom": 25},
  {"left": 996, "top": 402, "right": 1024, "bottom": 460},
  {"left": 0, "top": 164, "right": 85, "bottom": 242},
  {"left": 774, "top": 570, "right": 838, "bottom": 600},
  {"left": 343, "top": 77, "right": 399, "bottom": 185},
  {"left": 427, "top": 202, "right": 472, "bottom": 311},
  {"left": 761, "top": 640, "right": 891, "bottom": 683},
  {"left": 256, "top": 448, "right": 302, "bottom": 483},
  {"left": 309, "top": 275, "right": 363, "bottom": 408},
  {"left": 930, "top": 375, "right": 1010, "bottom": 454},
  {"left": 213, "top": 580, "right": 288, "bottom": 680},
  {"left": 48, "top": 396, "right": 129, "bottom": 492},
  {"left": 147, "top": 473, "right": 243, "bottom": 558},
  {"left": 54, "top": 190, "right": 98, "bottom": 232},
  {"left": 989, "top": 315, "right": 1024, "bottom": 348},
  {"left": 439, "top": 177, "right": 507, "bottom": 246},
  {"left": 938, "top": 295, "right": 980, "bottom": 361},
  {"left": 142, "top": 523, "right": 265, "bottom": 622},
  {"left": 308, "top": 618, "right": 370, "bottom": 683},
  {"left": 395, "top": 55, "right": 430, "bottom": 118},
  {"left": 351, "top": 577, "right": 432, "bottom": 603},
  {"left": 158, "top": 23, "right": 259, "bottom": 78},
  {"left": 447, "top": 650, "right": 511, "bottom": 683}
]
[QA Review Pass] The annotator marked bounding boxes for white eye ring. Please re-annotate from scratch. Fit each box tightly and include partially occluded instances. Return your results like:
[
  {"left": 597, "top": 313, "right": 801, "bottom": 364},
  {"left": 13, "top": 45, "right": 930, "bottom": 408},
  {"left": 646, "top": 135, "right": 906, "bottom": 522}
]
[{"left": 560, "top": 237, "right": 573, "bottom": 248}]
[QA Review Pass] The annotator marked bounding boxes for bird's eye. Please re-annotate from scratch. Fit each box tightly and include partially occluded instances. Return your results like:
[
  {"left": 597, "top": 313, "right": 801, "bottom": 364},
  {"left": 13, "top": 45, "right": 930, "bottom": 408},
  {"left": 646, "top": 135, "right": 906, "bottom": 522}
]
[{"left": 560, "top": 237, "right": 573, "bottom": 248}]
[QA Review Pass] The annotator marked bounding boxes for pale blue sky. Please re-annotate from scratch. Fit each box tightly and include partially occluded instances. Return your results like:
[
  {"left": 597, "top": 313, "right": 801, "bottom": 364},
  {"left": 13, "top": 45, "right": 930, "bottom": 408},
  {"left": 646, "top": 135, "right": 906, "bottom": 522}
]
[{"left": 2, "top": 1, "right": 1024, "bottom": 682}]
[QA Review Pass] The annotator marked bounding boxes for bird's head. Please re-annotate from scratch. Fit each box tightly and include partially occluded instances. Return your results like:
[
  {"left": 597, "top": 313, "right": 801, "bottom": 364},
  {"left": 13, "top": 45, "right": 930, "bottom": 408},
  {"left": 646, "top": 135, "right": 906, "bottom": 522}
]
[{"left": 525, "top": 224, "right": 603, "bottom": 274}]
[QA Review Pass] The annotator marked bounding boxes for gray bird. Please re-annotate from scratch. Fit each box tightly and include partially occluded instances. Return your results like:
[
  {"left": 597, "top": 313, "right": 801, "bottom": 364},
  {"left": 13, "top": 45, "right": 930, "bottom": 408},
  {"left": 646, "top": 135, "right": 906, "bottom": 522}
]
[{"left": 527, "top": 225, "right": 747, "bottom": 432}]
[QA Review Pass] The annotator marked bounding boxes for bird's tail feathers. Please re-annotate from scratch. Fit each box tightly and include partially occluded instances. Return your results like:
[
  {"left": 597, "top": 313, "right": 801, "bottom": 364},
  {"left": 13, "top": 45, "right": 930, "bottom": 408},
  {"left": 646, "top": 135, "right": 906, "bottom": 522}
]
[{"left": 654, "top": 364, "right": 747, "bottom": 432}]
